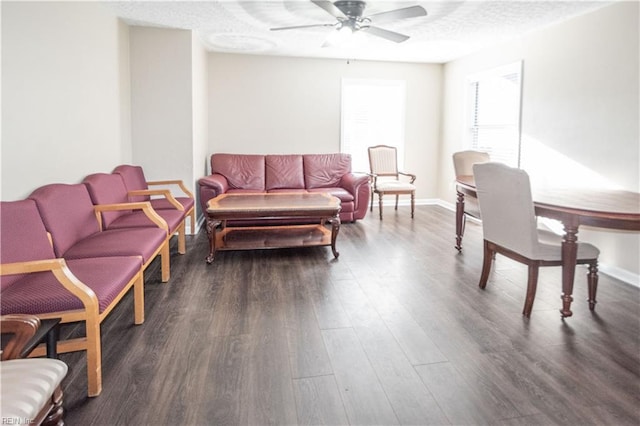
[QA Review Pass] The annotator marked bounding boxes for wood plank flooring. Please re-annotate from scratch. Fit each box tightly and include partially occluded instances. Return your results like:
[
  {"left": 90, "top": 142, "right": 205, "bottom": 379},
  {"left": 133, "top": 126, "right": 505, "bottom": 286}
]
[{"left": 59, "top": 205, "right": 640, "bottom": 425}]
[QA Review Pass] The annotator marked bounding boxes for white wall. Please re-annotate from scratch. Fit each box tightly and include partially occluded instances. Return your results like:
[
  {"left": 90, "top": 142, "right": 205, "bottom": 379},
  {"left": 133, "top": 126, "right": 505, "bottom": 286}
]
[
  {"left": 1, "top": 1, "right": 131, "bottom": 200},
  {"left": 192, "top": 33, "right": 209, "bottom": 219},
  {"left": 129, "top": 27, "right": 193, "bottom": 187},
  {"left": 439, "top": 2, "right": 639, "bottom": 278},
  {"left": 208, "top": 53, "right": 442, "bottom": 199}
]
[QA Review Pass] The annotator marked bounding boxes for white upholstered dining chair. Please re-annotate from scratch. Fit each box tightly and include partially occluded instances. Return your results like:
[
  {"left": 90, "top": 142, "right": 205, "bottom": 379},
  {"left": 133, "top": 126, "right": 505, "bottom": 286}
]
[
  {"left": 472, "top": 162, "right": 600, "bottom": 317},
  {"left": 368, "top": 145, "right": 416, "bottom": 220},
  {"left": 453, "top": 150, "right": 490, "bottom": 244}
]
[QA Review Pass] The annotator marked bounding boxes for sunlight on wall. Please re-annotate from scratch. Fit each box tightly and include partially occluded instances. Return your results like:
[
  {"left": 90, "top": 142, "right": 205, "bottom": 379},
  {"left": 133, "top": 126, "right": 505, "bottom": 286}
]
[{"left": 520, "top": 134, "right": 622, "bottom": 191}]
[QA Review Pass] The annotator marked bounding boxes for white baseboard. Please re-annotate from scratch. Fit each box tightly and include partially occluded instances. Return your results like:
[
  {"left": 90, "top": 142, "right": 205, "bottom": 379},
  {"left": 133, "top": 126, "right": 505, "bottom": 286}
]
[{"left": 598, "top": 264, "right": 640, "bottom": 288}]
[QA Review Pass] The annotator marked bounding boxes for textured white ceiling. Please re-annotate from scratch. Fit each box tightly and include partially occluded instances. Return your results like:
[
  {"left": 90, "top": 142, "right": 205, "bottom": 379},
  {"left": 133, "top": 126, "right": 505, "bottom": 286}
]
[{"left": 106, "top": 1, "right": 612, "bottom": 63}]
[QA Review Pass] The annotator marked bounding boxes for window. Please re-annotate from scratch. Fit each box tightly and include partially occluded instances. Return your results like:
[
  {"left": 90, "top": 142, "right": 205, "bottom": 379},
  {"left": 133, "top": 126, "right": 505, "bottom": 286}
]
[
  {"left": 340, "top": 79, "right": 406, "bottom": 173},
  {"left": 467, "top": 61, "right": 523, "bottom": 167}
]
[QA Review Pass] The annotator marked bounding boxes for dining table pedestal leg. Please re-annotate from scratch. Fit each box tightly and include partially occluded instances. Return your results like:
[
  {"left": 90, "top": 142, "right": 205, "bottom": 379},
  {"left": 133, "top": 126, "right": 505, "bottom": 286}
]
[{"left": 560, "top": 221, "right": 579, "bottom": 318}]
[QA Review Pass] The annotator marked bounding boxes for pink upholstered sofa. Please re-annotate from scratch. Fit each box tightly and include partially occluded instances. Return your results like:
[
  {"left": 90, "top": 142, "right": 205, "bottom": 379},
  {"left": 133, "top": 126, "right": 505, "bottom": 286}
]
[{"left": 198, "top": 153, "right": 370, "bottom": 222}]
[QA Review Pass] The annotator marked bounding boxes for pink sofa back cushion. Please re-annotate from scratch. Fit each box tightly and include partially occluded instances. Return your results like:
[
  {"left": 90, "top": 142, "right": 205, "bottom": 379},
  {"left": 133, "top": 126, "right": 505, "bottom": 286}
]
[
  {"left": 28, "top": 183, "right": 101, "bottom": 257},
  {"left": 83, "top": 173, "right": 132, "bottom": 228},
  {"left": 303, "top": 153, "right": 352, "bottom": 189},
  {"left": 265, "top": 155, "right": 305, "bottom": 190},
  {"left": 113, "top": 164, "right": 149, "bottom": 202},
  {"left": 211, "top": 154, "right": 265, "bottom": 191},
  {"left": 0, "top": 200, "right": 56, "bottom": 291}
]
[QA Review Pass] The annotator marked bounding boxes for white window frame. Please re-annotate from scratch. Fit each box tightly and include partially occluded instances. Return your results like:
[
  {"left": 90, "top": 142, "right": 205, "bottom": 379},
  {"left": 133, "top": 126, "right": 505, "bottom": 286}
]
[
  {"left": 466, "top": 61, "right": 523, "bottom": 168},
  {"left": 340, "top": 78, "right": 406, "bottom": 173}
]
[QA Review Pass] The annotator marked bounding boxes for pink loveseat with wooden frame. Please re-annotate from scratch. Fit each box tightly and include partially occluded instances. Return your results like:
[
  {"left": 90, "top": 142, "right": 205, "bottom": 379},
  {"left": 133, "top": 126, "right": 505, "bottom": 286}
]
[
  {"left": 198, "top": 153, "right": 371, "bottom": 222},
  {"left": 0, "top": 197, "right": 149, "bottom": 397}
]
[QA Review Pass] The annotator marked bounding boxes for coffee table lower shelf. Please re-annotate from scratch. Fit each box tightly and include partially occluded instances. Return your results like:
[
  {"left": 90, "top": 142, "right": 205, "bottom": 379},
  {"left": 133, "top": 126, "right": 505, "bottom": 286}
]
[{"left": 206, "top": 224, "right": 339, "bottom": 263}]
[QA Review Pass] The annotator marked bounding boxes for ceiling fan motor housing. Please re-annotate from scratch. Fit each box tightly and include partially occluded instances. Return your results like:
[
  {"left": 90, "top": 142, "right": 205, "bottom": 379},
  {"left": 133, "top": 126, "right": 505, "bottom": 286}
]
[{"left": 334, "top": 1, "right": 367, "bottom": 18}]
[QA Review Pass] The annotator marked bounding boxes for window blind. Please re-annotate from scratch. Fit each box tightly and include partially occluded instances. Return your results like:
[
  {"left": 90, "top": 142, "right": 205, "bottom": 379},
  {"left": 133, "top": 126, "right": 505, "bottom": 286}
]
[{"left": 468, "top": 62, "right": 523, "bottom": 167}]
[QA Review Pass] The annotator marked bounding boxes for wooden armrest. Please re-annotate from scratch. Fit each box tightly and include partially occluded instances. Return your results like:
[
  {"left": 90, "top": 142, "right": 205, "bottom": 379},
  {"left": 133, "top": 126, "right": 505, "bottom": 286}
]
[
  {"left": 1, "top": 314, "right": 40, "bottom": 360},
  {"left": 398, "top": 171, "right": 416, "bottom": 184},
  {"left": 93, "top": 202, "right": 169, "bottom": 233},
  {"left": 0, "top": 259, "right": 99, "bottom": 332},
  {"left": 147, "top": 180, "right": 194, "bottom": 199},
  {"left": 128, "top": 189, "right": 183, "bottom": 211}
]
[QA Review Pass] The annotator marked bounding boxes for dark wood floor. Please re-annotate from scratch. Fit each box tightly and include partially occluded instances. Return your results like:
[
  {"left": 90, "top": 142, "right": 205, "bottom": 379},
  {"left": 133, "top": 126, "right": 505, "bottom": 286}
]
[{"left": 60, "top": 205, "right": 639, "bottom": 425}]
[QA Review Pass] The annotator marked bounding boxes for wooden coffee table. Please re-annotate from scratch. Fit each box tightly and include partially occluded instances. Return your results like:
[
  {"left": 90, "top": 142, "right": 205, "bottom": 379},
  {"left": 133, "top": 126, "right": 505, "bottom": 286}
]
[{"left": 205, "top": 192, "right": 341, "bottom": 263}]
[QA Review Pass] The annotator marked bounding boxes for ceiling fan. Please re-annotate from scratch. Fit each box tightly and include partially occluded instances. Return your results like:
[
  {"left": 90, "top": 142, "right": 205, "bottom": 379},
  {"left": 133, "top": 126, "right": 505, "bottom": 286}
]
[{"left": 270, "top": 0, "right": 427, "bottom": 46}]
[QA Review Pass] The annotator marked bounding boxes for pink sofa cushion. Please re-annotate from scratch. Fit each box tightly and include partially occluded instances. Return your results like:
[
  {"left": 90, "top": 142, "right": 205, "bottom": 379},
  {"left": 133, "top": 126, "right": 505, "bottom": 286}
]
[
  {"left": 113, "top": 164, "right": 149, "bottom": 202},
  {"left": 0, "top": 200, "right": 56, "bottom": 291},
  {"left": 303, "top": 154, "right": 352, "bottom": 189},
  {"left": 265, "top": 155, "right": 305, "bottom": 190},
  {"left": 1, "top": 256, "right": 141, "bottom": 315},
  {"left": 83, "top": 173, "right": 132, "bottom": 228},
  {"left": 29, "top": 184, "right": 101, "bottom": 258},
  {"left": 211, "top": 154, "right": 265, "bottom": 191}
]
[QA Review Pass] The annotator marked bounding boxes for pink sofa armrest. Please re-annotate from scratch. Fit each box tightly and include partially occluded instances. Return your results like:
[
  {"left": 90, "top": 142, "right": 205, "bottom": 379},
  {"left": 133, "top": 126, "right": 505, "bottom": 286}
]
[
  {"left": 198, "top": 174, "right": 229, "bottom": 213},
  {"left": 340, "top": 172, "right": 370, "bottom": 196}
]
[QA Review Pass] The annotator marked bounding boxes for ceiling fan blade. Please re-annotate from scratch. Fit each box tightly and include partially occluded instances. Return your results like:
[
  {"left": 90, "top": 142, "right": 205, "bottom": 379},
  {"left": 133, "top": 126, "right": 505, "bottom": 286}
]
[
  {"left": 271, "top": 23, "right": 335, "bottom": 31},
  {"left": 367, "top": 5, "right": 427, "bottom": 24},
  {"left": 311, "top": 0, "right": 347, "bottom": 19},
  {"left": 362, "top": 26, "right": 410, "bottom": 43}
]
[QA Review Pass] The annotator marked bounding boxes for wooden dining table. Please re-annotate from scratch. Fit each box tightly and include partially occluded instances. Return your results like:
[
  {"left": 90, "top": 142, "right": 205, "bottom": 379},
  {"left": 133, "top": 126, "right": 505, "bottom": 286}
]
[{"left": 455, "top": 175, "right": 640, "bottom": 318}]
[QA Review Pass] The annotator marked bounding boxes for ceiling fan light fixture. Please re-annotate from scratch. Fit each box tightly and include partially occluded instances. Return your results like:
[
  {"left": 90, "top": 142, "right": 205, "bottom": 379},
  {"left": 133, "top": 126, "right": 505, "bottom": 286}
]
[{"left": 324, "top": 21, "right": 355, "bottom": 46}]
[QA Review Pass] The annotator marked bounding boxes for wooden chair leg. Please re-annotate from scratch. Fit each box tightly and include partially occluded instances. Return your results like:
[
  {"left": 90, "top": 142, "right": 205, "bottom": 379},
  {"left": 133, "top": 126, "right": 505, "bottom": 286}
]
[
  {"left": 189, "top": 208, "right": 196, "bottom": 235},
  {"left": 587, "top": 261, "right": 599, "bottom": 310},
  {"left": 370, "top": 188, "right": 374, "bottom": 212},
  {"left": 378, "top": 193, "right": 384, "bottom": 220},
  {"left": 85, "top": 311, "right": 102, "bottom": 397},
  {"left": 161, "top": 241, "right": 170, "bottom": 282},
  {"left": 410, "top": 192, "right": 415, "bottom": 218},
  {"left": 523, "top": 265, "right": 539, "bottom": 317},
  {"left": 478, "top": 240, "right": 493, "bottom": 289},
  {"left": 42, "top": 387, "right": 64, "bottom": 426},
  {"left": 177, "top": 221, "right": 186, "bottom": 254},
  {"left": 134, "top": 273, "right": 145, "bottom": 325}
]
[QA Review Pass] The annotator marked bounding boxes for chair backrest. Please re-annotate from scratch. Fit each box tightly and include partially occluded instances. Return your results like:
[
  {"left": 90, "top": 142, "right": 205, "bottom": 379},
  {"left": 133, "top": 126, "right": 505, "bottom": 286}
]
[
  {"left": 368, "top": 145, "right": 399, "bottom": 177},
  {"left": 473, "top": 162, "right": 539, "bottom": 258},
  {"left": 83, "top": 173, "right": 133, "bottom": 228},
  {"left": 28, "top": 183, "right": 101, "bottom": 257},
  {"left": 453, "top": 150, "right": 490, "bottom": 178},
  {"left": 113, "top": 164, "right": 150, "bottom": 202},
  {"left": 0, "top": 200, "right": 57, "bottom": 291}
]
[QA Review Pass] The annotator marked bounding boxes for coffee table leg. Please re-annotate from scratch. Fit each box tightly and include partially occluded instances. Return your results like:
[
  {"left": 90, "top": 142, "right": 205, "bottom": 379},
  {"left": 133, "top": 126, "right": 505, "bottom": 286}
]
[
  {"left": 206, "top": 218, "right": 221, "bottom": 264},
  {"left": 329, "top": 215, "right": 341, "bottom": 258}
]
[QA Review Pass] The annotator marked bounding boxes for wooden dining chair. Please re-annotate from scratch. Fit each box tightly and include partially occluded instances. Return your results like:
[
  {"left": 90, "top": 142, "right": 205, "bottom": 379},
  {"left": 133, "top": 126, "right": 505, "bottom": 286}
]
[
  {"left": 367, "top": 145, "right": 416, "bottom": 220},
  {"left": 473, "top": 162, "right": 600, "bottom": 317}
]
